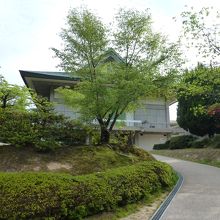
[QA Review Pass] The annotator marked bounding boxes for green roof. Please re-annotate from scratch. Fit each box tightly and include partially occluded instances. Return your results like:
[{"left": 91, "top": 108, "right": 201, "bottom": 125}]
[
  {"left": 20, "top": 70, "right": 80, "bottom": 81},
  {"left": 20, "top": 49, "right": 125, "bottom": 87}
]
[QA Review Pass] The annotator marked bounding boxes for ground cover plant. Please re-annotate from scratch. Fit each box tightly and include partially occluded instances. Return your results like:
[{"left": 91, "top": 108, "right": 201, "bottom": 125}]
[
  {"left": 0, "top": 160, "right": 177, "bottom": 219},
  {"left": 0, "top": 145, "right": 153, "bottom": 175}
]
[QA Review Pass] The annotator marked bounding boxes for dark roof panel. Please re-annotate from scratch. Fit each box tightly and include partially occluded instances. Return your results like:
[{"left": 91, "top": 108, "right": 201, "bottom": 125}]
[{"left": 19, "top": 70, "right": 80, "bottom": 81}]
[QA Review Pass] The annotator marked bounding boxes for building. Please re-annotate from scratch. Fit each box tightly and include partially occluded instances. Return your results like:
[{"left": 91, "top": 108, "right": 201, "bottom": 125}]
[{"left": 20, "top": 51, "right": 180, "bottom": 150}]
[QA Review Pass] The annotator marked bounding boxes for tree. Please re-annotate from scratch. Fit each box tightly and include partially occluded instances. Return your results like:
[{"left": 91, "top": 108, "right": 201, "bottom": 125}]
[
  {"left": 180, "top": 7, "right": 220, "bottom": 64},
  {"left": 52, "top": 8, "right": 181, "bottom": 144},
  {"left": 177, "top": 64, "right": 220, "bottom": 137},
  {"left": 0, "top": 75, "right": 29, "bottom": 110},
  {"left": 208, "top": 103, "right": 220, "bottom": 132}
]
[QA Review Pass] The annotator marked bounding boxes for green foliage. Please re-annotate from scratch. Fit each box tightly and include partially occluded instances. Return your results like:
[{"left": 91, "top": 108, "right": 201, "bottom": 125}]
[
  {"left": 206, "top": 135, "right": 220, "bottom": 148},
  {"left": 169, "top": 135, "right": 197, "bottom": 149},
  {"left": 177, "top": 64, "right": 220, "bottom": 136},
  {"left": 154, "top": 135, "right": 220, "bottom": 150},
  {"left": 0, "top": 109, "right": 88, "bottom": 151},
  {"left": 0, "top": 161, "right": 177, "bottom": 219},
  {"left": 153, "top": 141, "right": 170, "bottom": 150},
  {"left": 31, "top": 92, "right": 55, "bottom": 113},
  {"left": 180, "top": 7, "right": 220, "bottom": 63},
  {"left": 110, "top": 131, "right": 135, "bottom": 147},
  {"left": 0, "top": 75, "right": 30, "bottom": 110},
  {"left": 0, "top": 145, "right": 154, "bottom": 174},
  {"left": 128, "top": 146, "right": 155, "bottom": 160},
  {"left": 191, "top": 138, "right": 210, "bottom": 148},
  {"left": 52, "top": 7, "right": 181, "bottom": 143},
  {"left": 153, "top": 135, "right": 197, "bottom": 150}
]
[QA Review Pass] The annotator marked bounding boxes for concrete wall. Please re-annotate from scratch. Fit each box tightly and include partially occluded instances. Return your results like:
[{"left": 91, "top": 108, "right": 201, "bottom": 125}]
[{"left": 135, "top": 133, "right": 168, "bottom": 151}]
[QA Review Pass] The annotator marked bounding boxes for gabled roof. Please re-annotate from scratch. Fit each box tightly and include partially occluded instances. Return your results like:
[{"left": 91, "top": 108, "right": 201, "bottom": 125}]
[
  {"left": 20, "top": 49, "right": 124, "bottom": 87},
  {"left": 102, "top": 48, "right": 125, "bottom": 63}
]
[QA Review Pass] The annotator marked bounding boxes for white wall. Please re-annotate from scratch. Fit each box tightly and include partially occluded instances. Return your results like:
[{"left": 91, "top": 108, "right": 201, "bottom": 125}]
[
  {"left": 50, "top": 87, "right": 79, "bottom": 119},
  {"left": 135, "top": 133, "right": 168, "bottom": 151}
]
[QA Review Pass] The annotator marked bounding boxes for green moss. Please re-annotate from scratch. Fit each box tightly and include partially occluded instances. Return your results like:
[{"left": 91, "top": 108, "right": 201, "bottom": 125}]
[{"left": 0, "top": 145, "right": 154, "bottom": 175}]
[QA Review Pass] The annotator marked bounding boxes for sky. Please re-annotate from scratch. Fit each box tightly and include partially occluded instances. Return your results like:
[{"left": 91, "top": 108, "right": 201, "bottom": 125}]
[{"left": 1, "top": 0, "right": 220, "bottom": 120}]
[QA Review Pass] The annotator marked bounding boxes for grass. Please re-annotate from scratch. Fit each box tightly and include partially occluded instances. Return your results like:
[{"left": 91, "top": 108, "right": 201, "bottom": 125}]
[
  {"left": 152, "top": 148, "right": 220, "bottom": 168},
  {"left": 0, "top": 145, "right": 154, "bottom": 175}
]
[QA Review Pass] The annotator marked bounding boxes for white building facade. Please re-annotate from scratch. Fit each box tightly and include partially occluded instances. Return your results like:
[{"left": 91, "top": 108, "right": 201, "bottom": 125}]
[{"left": 20, "top": 52, "right": 179, "bottom": 151}]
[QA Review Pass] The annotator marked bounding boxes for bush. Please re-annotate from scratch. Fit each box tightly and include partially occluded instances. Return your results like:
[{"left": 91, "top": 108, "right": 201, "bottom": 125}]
[
  {"left": 191, "top": 138, "right": 210, "bottom": 148},
  {"left": 207, "top": 135, "right": 220, "bottom": 148},
  {"left": 0, "top": 109, "right": 88, "bottom": 151},
  {"left": 153, "top": 141, "right": 170, "bottom": 150},
  {"left": 128, "top": 146, "right": 155, "bottom": 160},
  {"left": 0, "top": 161, "right": 177, "bottom": 219},
  {"left": 169, "top": 135, "right": 197, "bottom": 149}
]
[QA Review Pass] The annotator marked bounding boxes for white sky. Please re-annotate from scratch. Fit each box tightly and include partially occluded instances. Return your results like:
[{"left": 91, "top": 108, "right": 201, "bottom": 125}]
[{"left": 1, "top": 0, "right": 220, "bottom": 120}]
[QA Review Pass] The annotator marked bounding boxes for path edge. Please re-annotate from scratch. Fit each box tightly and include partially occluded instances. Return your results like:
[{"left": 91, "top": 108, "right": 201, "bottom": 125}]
[{"left": 150, "top": 172, "right": 184, "bottom": 220}]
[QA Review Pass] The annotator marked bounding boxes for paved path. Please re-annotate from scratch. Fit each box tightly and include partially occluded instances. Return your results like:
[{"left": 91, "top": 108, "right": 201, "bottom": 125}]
[{"left": 153, "top": 155, "right": 220, "bottom": 220}]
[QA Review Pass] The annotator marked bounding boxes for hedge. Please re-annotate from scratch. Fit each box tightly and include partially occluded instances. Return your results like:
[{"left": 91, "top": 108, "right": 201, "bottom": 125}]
[
  {"left": 153, "top": 141, "right": 170, "bottom": 150},
  {"left": 153, "top": 135, "right": 197, "bottom": 150},
  {"left": 169, "top": 135, "right": 197, "bottom": 149},
  {"left": 0, "top": 109, "right": 88, "bottom": 151},
  {"left": 0, "top": 161, "right": 177, "bottom": 219}
]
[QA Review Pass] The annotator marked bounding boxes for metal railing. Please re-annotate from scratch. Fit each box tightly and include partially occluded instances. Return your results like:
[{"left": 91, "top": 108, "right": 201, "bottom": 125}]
[{"left": 114, "top": 120, "right": 168, "bottom": 129}]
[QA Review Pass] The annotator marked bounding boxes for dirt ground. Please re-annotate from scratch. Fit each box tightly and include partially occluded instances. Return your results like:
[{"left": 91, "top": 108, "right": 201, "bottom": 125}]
[{"left": 120, "top": 193, "right": 168, "bottom": 220}]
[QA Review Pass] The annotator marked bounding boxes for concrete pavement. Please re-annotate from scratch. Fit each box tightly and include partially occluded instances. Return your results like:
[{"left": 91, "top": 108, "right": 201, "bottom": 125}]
[{"left": 153, "top": 155, "right": 220, "bottom": 220}]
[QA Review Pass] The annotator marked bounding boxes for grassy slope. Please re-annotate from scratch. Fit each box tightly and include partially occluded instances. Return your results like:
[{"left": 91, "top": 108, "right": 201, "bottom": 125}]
[
  {"left": 0, "top": 146, "right": 176, "bottom": 220},
  {"left": 152, "top": 148, "right": 220, "bottom": 168},
  {"left": 0, "top": 145, "right": 154, "bottom": 175}
]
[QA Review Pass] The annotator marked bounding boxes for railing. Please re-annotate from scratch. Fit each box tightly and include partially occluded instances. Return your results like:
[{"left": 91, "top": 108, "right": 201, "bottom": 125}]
[{"left": 114, "top": 120, "right": 168, "bottom": 129}]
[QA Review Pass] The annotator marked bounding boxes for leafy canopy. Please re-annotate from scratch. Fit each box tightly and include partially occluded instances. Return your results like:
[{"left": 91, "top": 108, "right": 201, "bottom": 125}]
[
  {"left": 180, "top": 6, "right": 220, "bottom": 64},
  {"left": 52, "top": 8, "right": 181, "bottom": 142},
  {"left": 0, "top": 75, "right": 29, "bottom": 110},
  {"left": 177, "top": 64, "right": 220, "bottom": 136}
]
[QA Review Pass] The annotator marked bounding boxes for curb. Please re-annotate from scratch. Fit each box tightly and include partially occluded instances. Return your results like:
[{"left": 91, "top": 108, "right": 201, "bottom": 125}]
[{"left": 150, "top": 172, "right": 184, "bottom": 220}]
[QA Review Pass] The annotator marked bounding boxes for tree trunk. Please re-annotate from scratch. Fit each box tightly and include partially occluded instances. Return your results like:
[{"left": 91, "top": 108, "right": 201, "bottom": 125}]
[{"left": 100, "top": 127, "right": 110, "bottom": 144}]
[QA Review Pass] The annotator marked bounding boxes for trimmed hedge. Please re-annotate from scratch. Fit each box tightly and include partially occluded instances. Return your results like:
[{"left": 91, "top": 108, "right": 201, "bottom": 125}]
[
  {"left": 153, "top": 135, "right": 197, "bottom": 150},
  {"left": 0, "top": 161, "right": 177, "bottom": 219},
  {"left": 0, "top": 109, "right": 88, "bottom": 151},
  {"left": 153, "top": 141, "right": 170, "bottom": 150},
  {"left": 192, "top": 138, "right": 210, "bottom": 148},
  {"left": 169, "top": 135, "right": 197, "bottom": 149}
]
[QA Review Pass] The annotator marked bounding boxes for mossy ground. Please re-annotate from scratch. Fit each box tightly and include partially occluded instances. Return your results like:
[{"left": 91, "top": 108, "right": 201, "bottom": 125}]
[{"left": 0, "top": 145, "right": 154, "bottom": 175}]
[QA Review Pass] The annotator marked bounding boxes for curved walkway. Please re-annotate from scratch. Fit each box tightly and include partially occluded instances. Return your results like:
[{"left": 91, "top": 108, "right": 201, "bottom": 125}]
[{"left": 153, "top": 155, "right": 220, "bottom": 220}]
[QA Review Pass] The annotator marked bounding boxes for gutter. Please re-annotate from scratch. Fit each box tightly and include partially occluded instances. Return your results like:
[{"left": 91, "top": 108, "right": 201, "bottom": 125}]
[{"left": 150, "top": 172, "right": 184, "bottom": 220}]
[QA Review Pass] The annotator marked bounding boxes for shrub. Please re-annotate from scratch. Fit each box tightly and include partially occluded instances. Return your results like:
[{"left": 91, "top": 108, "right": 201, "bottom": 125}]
[
  {"left": 169, "top": 135, "right": 197, "bottom": 149},
  {"left": 207, "top": 135, "right": 220, "bottom": 148},
  {"left": 191, "top": 138, "right": 210, "bottom": 148},
  {"left": 153, "top": 140, "right": 170, "bottom": 150},
  {"left": 0, "top": 109, "right": 88, "bottom": 151},
  {"left": 0, "top": 161, "right": 177, "bottom": 219},
  {"left": 128, "top": 146, "right": 155, "bottom": 160}
]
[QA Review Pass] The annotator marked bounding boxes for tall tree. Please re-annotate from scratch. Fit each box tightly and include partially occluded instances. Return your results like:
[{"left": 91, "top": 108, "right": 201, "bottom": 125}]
[
  {"left": 177, "top": 64, "right": 220, "bottom": 137},
  {"left": 52, "top": 8, "right": 181, "bottom": 144},
  {"left": 180, "top": 7, "right": 220, "bottom": 64}
]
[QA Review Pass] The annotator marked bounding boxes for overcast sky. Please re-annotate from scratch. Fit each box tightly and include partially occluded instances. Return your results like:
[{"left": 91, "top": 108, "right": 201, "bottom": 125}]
[{"left": 1, "top": 0, "right": 219, "bottom": 119}]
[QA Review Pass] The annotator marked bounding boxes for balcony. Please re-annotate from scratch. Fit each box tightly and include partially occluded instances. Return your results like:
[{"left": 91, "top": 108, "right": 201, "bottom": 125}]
[{"left": 113, "top": 120, "right": 173, "bottom": 133}]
